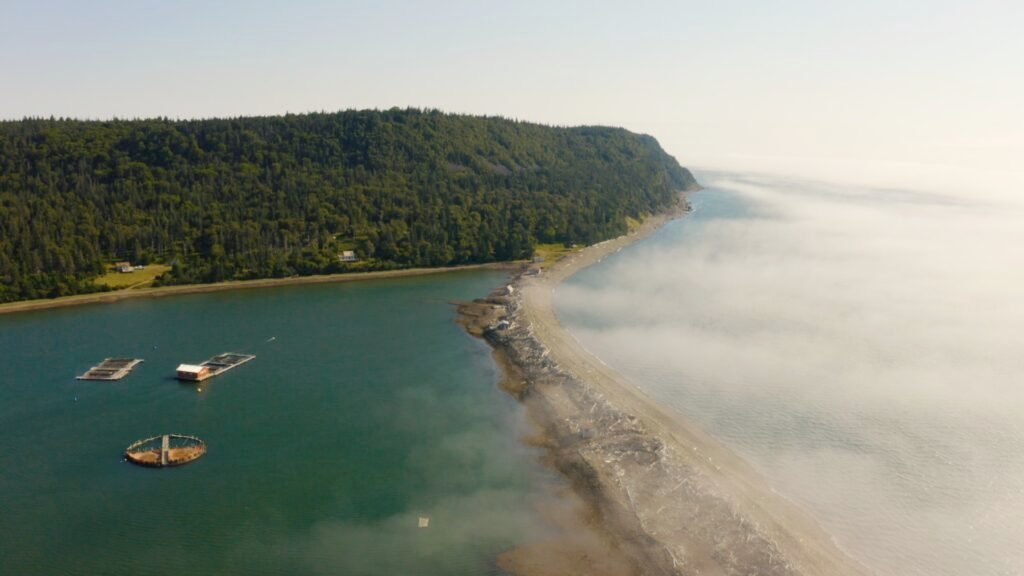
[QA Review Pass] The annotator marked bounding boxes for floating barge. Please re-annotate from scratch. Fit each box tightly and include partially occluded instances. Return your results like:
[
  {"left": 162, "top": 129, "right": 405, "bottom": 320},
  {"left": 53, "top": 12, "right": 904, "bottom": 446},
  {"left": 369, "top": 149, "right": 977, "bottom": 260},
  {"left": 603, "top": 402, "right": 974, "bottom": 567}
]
[
  {"left": 77, "top": 358, "right": 144, "bottom": 381},
  {"left": 176, "top": 352, "right": 255, "bottom": 382},
  {"left": 125, "top": 434, "right": 207, "bottom": 467}
]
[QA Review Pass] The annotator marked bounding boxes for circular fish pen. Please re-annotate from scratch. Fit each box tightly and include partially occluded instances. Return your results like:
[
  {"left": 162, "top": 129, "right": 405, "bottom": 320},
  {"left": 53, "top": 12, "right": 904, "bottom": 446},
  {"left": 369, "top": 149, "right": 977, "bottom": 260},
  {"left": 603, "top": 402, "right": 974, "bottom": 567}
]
[{"left": 124, "top": 434, "right": 207, "bottom": 467}]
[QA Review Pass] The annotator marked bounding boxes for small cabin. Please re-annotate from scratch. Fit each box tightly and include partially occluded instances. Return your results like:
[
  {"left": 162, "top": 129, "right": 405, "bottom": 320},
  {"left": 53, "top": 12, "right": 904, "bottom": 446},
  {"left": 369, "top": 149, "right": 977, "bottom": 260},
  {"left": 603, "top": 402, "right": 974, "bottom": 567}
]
[
  {"left": 114, "top": 261, "right": 134, "bottom": 273},
  {"left": 176, "top": 364, "right": 210, "bottom": 381},
  {"left": 339, "top": 250, "right": 359, "bottom": 262}
]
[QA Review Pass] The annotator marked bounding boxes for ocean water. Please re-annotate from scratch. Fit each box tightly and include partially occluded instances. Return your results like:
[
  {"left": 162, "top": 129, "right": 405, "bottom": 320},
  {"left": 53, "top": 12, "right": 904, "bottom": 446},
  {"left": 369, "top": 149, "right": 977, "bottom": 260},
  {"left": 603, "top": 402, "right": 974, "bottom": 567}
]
[
  {"left": 558, "top": 172, "right": 1024, "bottom": 576},
  {"left": 0, "top": 271, "right": 553, "bottom": 576}
]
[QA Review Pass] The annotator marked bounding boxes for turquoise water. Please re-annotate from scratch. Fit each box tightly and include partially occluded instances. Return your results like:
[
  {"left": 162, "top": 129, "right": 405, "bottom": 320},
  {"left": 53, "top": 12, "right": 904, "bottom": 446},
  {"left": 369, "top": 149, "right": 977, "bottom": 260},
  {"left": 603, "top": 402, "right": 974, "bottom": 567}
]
[
  {"left": 558, "top": 172, "right": 1024, "bottom": 576},
  {"left": 0, "top": 271, "right": 551, "bottom": 575}
]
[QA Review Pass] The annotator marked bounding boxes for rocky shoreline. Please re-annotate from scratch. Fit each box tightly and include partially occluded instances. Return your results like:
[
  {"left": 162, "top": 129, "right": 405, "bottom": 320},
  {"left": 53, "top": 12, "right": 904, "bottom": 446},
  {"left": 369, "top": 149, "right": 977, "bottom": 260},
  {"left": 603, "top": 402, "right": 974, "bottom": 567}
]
[
  {"left": 0, "top": 262, "right": 522, "bottom": 316},
  {"left": 456, "top": 201, "right": 874, "bottom": 575}
]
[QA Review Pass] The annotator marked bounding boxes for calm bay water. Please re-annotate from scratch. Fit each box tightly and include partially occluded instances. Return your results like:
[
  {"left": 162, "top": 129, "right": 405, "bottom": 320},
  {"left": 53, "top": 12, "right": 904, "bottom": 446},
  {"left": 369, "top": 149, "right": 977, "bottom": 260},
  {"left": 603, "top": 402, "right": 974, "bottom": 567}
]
[
  {"left": 0, "top": 271, "right": 551, "bottom": 576},
  {"left": 559, "top": 172, "right": 1024, "bottom": 576}
]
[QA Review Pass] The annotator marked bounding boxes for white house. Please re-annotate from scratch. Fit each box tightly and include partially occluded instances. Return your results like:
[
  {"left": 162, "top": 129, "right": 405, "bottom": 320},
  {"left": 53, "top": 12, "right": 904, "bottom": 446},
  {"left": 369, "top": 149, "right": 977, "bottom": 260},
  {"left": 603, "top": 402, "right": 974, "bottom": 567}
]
[{"left": 176, "top": 364, "right": 210, "bottom": 381}]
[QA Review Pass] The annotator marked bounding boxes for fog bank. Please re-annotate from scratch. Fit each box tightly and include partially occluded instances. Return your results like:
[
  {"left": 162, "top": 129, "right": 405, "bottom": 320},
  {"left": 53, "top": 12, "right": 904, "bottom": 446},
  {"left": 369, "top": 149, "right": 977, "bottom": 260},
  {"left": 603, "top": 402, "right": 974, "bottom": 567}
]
[{"left": 557, "top": 171, "right": 1024, "bottom": 576}]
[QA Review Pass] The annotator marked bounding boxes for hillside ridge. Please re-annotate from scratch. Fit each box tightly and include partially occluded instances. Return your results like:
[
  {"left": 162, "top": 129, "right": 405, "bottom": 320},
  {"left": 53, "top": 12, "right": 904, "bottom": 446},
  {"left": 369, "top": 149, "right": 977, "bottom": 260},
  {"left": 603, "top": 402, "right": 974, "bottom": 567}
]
[{"left": 0, "top": 108, "right": 697, "bottom": 302}]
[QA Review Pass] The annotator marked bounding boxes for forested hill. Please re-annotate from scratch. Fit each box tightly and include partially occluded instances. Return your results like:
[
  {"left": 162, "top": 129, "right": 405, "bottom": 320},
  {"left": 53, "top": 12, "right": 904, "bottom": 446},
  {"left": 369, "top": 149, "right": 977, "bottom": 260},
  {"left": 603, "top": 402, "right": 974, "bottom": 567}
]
[{"left": 0, "top": 109, "right": 698, "bottom": 302}]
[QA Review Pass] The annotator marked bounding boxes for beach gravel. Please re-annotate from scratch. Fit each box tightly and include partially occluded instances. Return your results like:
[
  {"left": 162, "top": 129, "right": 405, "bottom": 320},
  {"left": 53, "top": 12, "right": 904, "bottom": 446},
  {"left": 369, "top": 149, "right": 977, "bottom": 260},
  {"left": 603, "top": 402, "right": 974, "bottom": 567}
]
[{"left": 459, "top": 199, "right": 875, "bottom": 576}]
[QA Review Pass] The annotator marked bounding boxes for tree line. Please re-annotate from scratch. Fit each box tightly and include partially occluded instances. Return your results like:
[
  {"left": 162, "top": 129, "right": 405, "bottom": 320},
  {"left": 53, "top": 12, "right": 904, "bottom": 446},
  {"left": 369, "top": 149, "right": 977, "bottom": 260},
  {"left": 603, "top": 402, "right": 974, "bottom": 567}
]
[{"left": 0, "top": 108, "right": 697, "bottom": 302}]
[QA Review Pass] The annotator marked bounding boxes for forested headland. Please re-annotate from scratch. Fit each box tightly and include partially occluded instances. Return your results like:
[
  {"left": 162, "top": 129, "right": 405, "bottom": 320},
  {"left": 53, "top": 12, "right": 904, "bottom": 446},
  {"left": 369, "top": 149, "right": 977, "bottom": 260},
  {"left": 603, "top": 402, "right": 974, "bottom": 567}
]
[{"left": 0, "top": 109, "right": 698, "bottom": 303}]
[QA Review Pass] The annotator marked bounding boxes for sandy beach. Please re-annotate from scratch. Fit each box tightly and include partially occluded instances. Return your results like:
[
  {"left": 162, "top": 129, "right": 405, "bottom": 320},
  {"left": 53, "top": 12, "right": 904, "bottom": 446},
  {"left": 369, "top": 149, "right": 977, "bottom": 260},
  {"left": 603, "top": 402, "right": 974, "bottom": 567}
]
[
  {"left": 6, "top": 194, "right": 874, "bottom": 574},
  {"left": 0, "top": 262, "right": 520, "bottom": 316},
  {"left": 460, "top": 198, "right": 875, "bottom": 575}
]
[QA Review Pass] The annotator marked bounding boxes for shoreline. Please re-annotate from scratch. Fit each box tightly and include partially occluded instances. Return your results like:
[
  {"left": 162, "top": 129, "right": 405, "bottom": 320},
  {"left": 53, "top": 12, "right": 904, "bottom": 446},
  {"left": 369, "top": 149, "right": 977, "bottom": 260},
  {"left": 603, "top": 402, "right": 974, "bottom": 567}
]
[
  {"left": 458, "top": 196, "right": 874, "bottom": 575},
  {"left": 0, "top": 262, "right": 522, "bottom": 316}
]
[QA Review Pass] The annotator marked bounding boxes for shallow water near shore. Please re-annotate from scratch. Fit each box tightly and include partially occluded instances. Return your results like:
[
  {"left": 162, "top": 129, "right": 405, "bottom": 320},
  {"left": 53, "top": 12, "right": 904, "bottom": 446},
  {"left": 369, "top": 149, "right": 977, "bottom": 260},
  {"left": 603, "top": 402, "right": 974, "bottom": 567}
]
[
  {"left": 0, "top": 271, "right": 552, "bottom": 576},
  {"left": 558, "top": 171, "right": 1024, "bottom": 576}
]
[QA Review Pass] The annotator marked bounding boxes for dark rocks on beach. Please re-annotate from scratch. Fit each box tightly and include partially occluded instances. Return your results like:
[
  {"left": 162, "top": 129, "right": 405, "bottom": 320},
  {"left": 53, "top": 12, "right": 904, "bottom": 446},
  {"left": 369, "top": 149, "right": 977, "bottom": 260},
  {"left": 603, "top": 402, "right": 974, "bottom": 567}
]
[{"left": 459, "top": 276, "right": 860, "bottom": 576}]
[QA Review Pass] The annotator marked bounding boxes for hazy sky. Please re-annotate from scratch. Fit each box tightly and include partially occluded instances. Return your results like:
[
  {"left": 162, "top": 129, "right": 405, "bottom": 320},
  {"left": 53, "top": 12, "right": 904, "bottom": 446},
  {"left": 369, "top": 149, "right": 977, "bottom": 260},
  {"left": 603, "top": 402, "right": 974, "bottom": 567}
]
[{"left": 2, "top": 0, "right": 1021, "bottom": 189}]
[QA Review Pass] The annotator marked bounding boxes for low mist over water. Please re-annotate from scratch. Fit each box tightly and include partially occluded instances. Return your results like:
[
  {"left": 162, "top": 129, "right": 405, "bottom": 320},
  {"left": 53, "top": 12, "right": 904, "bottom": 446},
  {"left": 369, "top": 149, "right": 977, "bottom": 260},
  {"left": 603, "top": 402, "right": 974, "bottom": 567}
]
[
  {"left": 558, "top": 172, "right": 1024, "bottom": 576},
  {"left": 0, "top": 272, "right": 552, "bottom": 576}
]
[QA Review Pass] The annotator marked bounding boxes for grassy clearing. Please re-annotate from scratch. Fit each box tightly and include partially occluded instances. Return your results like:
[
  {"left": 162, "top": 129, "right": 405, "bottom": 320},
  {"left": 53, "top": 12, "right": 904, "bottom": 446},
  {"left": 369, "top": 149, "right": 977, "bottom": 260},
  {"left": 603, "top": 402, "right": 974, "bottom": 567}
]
[
  {"left": 533, "top": 243, "right": 584, "bottom": 269},
  {"left": 94, "top": 264, "right": 172, "bottom": 289}
]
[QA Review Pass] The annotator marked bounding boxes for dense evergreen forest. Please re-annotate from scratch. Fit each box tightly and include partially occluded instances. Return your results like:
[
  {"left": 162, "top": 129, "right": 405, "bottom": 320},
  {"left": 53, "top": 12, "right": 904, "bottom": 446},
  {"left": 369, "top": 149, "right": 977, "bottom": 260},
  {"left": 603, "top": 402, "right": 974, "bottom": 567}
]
[{"left": 0, "top": 109, "right": 698, "bottom": 303}]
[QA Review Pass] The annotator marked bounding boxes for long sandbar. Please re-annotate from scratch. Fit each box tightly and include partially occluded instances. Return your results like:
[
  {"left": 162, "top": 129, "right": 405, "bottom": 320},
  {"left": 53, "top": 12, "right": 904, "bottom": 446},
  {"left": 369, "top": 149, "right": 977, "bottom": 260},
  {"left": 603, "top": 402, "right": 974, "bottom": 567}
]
[{"left": 470, "top": 198, "right": 874, "bottom": 575}]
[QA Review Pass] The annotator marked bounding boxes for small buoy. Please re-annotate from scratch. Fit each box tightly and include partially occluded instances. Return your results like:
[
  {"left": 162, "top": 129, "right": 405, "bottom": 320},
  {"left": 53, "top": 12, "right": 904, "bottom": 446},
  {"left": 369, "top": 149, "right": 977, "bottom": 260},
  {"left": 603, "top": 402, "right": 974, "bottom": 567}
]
[
  {"left": 418, "top": 517, "right": 430, "bottom": 528},
  {"left": 197, "top": 388, "right": 202, "bottom": 393}
]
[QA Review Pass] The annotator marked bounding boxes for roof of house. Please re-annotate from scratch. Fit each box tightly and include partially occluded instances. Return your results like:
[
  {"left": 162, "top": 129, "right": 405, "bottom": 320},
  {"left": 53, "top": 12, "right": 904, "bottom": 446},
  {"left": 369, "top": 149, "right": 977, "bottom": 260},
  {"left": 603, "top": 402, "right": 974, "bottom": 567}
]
[{"left": 176, "top": 364, "right": 206, "bottom": 373}]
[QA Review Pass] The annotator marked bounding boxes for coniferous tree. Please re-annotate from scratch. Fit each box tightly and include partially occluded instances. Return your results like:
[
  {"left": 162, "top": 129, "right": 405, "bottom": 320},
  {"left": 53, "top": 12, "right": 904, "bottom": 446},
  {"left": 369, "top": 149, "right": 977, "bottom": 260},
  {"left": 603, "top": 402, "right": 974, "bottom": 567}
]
[{"left": 0, "top": 109, "right": 698, "bottom": 303}]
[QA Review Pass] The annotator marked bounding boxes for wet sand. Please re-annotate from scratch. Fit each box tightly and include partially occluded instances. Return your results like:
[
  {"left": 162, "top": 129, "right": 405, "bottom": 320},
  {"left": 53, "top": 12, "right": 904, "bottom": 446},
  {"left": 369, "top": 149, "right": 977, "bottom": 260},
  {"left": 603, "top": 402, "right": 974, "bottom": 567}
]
[
  {"left": 459, "top": 198, "right": 875, "bottom": 575},
  {"left": 0, "top": 262, "right": 520, "bottom": 316}
]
